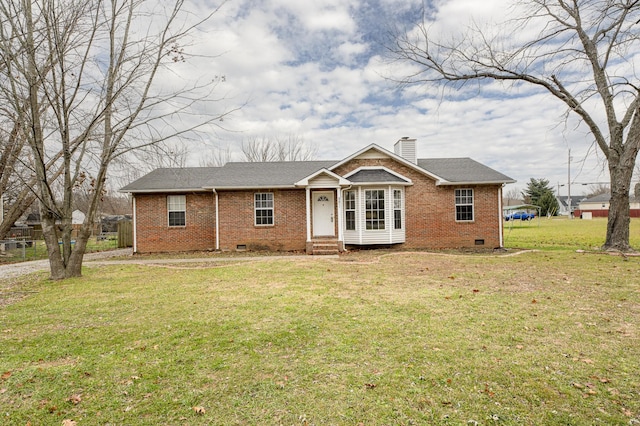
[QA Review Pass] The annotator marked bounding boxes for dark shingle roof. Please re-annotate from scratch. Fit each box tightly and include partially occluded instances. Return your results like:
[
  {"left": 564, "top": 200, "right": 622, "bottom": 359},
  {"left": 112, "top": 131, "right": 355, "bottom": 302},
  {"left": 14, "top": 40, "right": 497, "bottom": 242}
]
[
  {"left": 204, "top": 161, "right": 337, "bottom": 188},
  {"left": 556, "top": 195, "right": 586, "bottom": 208},
  {"left": 119, "top": 168, "right": 221, "bottom": 193},
  {"left": 120, "top": 155, "right": 514, "bottom": 193},
  {"left": 417, "top": 158, "right": 515, "bottom": 184},
  {"left": 581, "top": 193, "right": 610, "bottom": 203}
]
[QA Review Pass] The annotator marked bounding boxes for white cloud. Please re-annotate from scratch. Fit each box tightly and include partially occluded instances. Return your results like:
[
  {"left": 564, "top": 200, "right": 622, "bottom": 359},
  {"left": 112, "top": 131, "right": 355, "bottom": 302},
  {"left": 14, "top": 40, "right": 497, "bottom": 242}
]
[{"left": 159, "top": 0, "right": 625, "bottom": 196}]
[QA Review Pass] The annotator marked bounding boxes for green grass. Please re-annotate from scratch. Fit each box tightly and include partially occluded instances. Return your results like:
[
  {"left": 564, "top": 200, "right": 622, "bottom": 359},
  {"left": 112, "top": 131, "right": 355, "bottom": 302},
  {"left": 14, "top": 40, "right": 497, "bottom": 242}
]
[
  {"left": 504, "top": 216, "right": 640, "bottom": 250},
  {"left": 1, "top": 222, "right": 639, "bottom": 424}
]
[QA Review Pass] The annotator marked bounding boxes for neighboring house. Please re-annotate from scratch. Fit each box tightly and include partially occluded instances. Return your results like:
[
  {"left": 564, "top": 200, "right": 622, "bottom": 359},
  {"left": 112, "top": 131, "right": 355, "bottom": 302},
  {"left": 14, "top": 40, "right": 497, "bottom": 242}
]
[
  {"left": 555, "top": 195, "right": 585, "bottom": 216},
  {"left": 120, "top": 138, "right": 515, "bottom": 254},
  {"left": 575, "top": 193, "right": 640, "bottom": 218},
  {"left": 72, "top": 209, "right": 85, "bottom": 225}
]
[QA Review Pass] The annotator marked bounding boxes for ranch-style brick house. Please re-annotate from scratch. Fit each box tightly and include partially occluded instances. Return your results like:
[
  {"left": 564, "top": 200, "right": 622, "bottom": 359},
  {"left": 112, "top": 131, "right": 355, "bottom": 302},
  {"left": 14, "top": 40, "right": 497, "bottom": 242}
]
[{"left": 120, "top": 138, "right": 515, "bottom": 254}]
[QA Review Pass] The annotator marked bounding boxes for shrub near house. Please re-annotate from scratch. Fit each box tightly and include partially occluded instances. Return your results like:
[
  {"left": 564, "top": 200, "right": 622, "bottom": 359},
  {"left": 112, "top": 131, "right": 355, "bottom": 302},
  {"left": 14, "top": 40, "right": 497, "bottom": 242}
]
[{"left": 120, "top": 138, "right": 515, "bottom": 254}]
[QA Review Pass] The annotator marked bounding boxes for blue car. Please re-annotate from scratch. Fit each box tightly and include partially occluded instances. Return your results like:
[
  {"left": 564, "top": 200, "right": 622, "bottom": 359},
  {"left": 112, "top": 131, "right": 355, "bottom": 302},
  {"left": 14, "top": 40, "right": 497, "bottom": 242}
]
[{"left": 505, "top": 211, "right": 535, "bottom": 221}]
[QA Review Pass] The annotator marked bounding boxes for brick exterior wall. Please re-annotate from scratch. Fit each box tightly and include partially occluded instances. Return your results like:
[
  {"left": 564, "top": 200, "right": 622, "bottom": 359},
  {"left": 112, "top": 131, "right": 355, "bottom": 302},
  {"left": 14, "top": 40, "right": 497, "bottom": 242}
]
[
  {"left": 134, "top": 192, "right": 216, "bottom": 253},
  {"left": 133, "top": 157, "right": 504, "bottom": 253},
  {"left": 333, "top": 158, "right": 503, "bottom": 249},
  {"left": 217, "top": 189, "right": 308, "bottom": 252}
]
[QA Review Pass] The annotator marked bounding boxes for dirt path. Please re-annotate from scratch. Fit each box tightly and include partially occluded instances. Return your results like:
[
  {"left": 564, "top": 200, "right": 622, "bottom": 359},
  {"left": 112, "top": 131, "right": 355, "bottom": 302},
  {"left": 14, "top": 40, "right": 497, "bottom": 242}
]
[{"left": 0, "top": 249, "right": 134, "bottom": 280}]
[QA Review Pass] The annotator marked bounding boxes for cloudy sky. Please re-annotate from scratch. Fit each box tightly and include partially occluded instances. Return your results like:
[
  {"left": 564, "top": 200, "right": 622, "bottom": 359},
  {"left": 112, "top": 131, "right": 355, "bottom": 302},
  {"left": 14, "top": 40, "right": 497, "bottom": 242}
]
[{"left": 175, "top": 0, "right": 619, "bottom": 196}]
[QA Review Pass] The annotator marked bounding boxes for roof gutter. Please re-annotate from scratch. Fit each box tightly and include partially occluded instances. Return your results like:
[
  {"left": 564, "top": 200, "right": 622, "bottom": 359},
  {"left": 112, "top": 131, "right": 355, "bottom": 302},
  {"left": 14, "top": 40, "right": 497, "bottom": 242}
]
[
  {"left": 203, "top": 184, "right": 298, "bottom": 191},
  {"left": 118, "top": 188, "right": 211, "bottom": 194},
  {"left": 435, "top": 180, "right": 517, "bottom": 186}
]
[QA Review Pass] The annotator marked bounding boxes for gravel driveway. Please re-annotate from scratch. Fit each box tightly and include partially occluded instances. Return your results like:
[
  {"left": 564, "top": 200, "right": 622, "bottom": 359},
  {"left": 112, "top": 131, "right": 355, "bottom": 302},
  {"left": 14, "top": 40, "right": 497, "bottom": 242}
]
[{"left": 0, "top": 248, "right": 133, "bottom": 280}]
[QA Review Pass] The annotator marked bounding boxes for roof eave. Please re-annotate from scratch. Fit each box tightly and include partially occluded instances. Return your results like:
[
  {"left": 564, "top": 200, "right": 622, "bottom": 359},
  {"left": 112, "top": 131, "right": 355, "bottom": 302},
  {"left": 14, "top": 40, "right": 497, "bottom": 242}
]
[
  {"left": 119, "top": 188, "right": 210, "bottom": 194},
  {"left": 204, "top": 184, "right": 297, "bottom": 190},
  {"left": 436, "top": 179, "right": 517, "bottom": 186}
]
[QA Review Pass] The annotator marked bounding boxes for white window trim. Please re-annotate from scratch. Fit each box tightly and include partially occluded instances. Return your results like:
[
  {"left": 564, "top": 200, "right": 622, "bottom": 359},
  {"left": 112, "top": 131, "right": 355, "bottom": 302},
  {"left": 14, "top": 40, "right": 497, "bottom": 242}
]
[
  {"left": 167, "top": 195, "right": 186, "bottom": 227},
  {"left": 364, "top": 189, "right": 386, "bottom": 230},
  {"left": 455, "top": 188, "right": 474, "bottom": 222},
  {"left": 254, "top": 192, "right": 274, "bottom": 226},
  {"left": 393, "top": 189, "right": 403, "bottom": 230},
  {"left": 344, "top": 190, "right": 356, "bottom": 231}
]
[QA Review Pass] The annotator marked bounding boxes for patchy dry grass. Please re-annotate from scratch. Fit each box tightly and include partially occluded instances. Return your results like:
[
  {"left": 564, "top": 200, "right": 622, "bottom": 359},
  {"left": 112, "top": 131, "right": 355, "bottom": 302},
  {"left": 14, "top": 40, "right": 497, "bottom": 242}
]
[{"left": 1, "top": 247, "right": 639, "bottom": 425}]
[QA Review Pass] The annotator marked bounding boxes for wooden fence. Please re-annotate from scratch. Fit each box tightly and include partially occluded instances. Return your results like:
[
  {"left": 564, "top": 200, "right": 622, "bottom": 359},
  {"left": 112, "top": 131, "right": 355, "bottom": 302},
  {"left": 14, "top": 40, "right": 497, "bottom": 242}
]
[{"left": 117, "top": 220, "right": 133, "bottom": 248}]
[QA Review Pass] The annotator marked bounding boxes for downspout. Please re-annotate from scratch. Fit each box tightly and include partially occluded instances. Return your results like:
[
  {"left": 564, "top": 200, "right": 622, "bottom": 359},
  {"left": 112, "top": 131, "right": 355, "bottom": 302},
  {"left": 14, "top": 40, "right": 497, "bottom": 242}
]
[
  {"left": 213, "top": 189, "right": 219, "bottom": 251},
  {"left": 498, "top": 185, "right": 504, "bottom": 248},
  {"left": 388, "top": 185, "right": 393, "bottom": 244},
  {"left": 357, "top": 186, "right": 363, "bottom": 245},
  {"left": 132, "top": 196, "right": 137, "bottom": 253},
  {"left": 305, "top": 187, "right": 311, "bottom": 243}
]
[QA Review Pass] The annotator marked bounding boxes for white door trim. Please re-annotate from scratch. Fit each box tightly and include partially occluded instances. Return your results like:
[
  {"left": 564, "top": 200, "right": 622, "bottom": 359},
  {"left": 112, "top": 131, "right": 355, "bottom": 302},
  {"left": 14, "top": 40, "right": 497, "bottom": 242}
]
[{"left": 312, "top": 191, "right": 335, "bottom": 236}]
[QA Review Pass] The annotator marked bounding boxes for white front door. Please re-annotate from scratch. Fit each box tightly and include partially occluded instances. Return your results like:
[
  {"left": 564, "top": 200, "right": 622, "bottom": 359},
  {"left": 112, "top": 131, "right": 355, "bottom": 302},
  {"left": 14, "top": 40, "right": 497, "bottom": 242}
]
[{"left": 313, "top": 191, "right": 335, "bottom": 236}]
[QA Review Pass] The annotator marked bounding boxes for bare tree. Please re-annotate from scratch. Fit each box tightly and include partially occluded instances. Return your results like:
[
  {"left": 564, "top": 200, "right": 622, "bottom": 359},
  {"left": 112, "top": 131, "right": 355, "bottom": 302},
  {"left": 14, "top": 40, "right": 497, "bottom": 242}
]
[
  {"left": 0, "top": 119, "right": 29, "bottom": 238},
  {"left": 133, "top": 142, "right": 190, "bottom": 170},
  {"left": 241, "top": 134, "right": 317, "bottom": 162},
  {"left": 390, "top": 0, "right": 640, "bottom": 251},
  {"left": 199, "top": 145, "right": 232, "bottom": 167},
  {"left": 584, "top": 183, "right": 610, "bottom": 198},
  {"left": 0, "top": 116, "right": 62, "bottom": 239},
  {"left": 0, "top": 0, "right": 233, "bottom": 279},
  {"left": 503, "top": 186, "right": 522, "bottom": 205}
]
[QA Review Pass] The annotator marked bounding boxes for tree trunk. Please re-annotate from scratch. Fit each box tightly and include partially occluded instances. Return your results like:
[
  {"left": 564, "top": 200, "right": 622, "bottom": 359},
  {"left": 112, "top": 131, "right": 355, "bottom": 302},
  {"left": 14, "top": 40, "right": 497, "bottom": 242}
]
[
  {"left": 603, "top": 132, "right": 639, "bottom": 252},
  {"left": 40, "top": 217, "right": 85, "bottom": 280},
  {"left": 605, "top": 184, "right": 631, "bottom": 252},
  {"left": 40, "top": 211, "right": 66, "bottom": 280}
]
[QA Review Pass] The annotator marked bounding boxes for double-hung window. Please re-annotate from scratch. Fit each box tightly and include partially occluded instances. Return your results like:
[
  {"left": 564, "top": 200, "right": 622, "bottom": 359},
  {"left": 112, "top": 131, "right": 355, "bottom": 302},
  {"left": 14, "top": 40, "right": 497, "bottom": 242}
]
[
  {"left": 393, "top": 189, "right": 402, "bottom": 229},
  {"left": 455, "top": 189, "right": 474, "bottom": 221},
  {"left": 167, "top": 195, "right": 186, "bottom": 227},
  {"left": 365, "top": 189, "right": 385, "bottom": 230},
  {"left": 255, "top": 193, "right": 274, "bottom": 225},
  {"left": 344, "top": 190, "right": 356, "bottom": 231}
]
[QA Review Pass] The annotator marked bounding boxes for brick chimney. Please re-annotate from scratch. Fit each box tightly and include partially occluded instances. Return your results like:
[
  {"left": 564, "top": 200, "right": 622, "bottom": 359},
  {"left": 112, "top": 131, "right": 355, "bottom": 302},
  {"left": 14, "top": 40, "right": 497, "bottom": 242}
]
[{"left": 394, "top": 137, "right": 417, "bottom": 164}]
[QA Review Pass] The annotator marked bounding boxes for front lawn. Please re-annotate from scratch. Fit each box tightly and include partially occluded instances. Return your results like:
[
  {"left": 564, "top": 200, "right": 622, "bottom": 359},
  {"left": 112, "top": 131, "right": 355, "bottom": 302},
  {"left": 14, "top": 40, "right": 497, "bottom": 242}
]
[{"left": 1, "top": 247, "right": 639, "bottom": 424}]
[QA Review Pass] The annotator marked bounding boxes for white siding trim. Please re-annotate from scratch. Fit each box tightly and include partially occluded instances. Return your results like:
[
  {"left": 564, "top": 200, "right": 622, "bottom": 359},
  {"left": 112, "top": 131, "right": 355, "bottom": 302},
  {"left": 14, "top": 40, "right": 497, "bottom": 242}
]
[
  {"left": 498, "top": 186, "right": 503, "bottom": 247},
  {"left": 343, "top": 188, "right": 360, "bottom": 245},
  {"left": 388, "top": 185, "right": 393, "bottom": 244},
  {"left": 358, "top": 186, "right": 363, "bottom": 244},
  {"left": 342, "top": 185, "right": 406, "bottom": 245},
  {"left": 214, "top": 190, "right": 219, "bottom": 250},
  {"left": 305, "top": 187, "right": 311, "bottom": 242},
  {"left": 308, "top": 174, "right": 340, "bottom": 188},
  {"left": 337, "top": 190, "right": 344, "bottom": 244},
  {"left": 132, "top": 196, "right": 137, "bottom": 253},
  {"left": 390, "top": 187, "right": 406, "bottom": 244}
]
